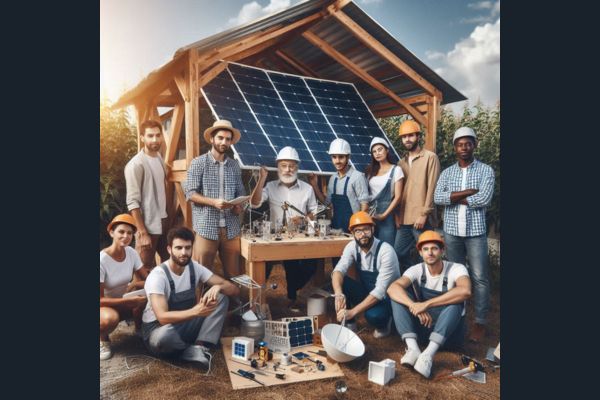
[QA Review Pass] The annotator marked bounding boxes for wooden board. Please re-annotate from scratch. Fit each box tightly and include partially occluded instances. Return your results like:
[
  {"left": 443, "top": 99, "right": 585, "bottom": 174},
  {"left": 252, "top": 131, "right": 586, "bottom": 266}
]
[{"left": 221, "top": 337, "right": 345, "bottom": 390}]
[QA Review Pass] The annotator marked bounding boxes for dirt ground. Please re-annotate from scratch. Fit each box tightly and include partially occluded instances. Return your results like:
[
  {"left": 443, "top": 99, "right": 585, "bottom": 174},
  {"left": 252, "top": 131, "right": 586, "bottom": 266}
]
[{"left": 100, "top": 260, "right": 500, "bottom": 400}]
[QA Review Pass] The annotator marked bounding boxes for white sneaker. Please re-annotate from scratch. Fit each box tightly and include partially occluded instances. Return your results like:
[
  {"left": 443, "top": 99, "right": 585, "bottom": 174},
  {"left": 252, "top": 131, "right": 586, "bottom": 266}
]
[
  {"left": 400, "top": 348, "right": 421, "bottom": 367},
  {"left": 373, "top": 318, "right": 392, "bottom": 338},
  {"left": 414, "top": 353, "right": 434, "bottom": 378},
  {"left": 181, "top": 344, "right": 210, "bottom": 366},
  {"left": 100, "top": 341, "right": 112, "bottom": 361}
]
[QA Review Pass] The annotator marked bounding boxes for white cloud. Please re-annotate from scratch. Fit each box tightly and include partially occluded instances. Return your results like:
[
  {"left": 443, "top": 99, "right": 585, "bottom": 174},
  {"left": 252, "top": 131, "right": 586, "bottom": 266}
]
[
  {"left": 226, "top": 0, "right": 294, "bottom": 28},
  {"left": 425, "top": 50, "right": 445, "bottom": 61},
  {"left": 468, "top": 1, "right": 493, "bottom": 10},
  {"left": 431, "top": 18, "right": 500, "bottom": 110},
  {"left": 462, "top": 0, "right": 500, "bottom": 24}
]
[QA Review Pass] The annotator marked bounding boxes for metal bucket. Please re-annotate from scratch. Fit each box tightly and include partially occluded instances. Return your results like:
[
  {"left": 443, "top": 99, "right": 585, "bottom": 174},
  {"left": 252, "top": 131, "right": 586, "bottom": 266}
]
[{"left": 240, "top": 319, "right": 265, "bottom": 342}]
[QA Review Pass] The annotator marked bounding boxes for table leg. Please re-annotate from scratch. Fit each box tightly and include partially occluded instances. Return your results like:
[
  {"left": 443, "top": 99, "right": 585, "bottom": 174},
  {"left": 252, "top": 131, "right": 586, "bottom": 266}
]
[{"left": 248, "top": 261, "right": 266, "bottom": 304}]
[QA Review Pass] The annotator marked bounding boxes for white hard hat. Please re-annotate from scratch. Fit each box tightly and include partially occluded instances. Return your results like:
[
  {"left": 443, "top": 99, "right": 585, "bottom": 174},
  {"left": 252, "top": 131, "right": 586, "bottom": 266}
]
[
  {"left": 276, "top": 146, "right": 300, "bottom": 162},
  {"left": 453, "top": 127, "right": 477, "bottom": 143},
  {"left": 370, "top": 137, "right": 389, "bottom": 151},
  {"left": 328, "top": 138, "right": 351, "bottom": 155}
]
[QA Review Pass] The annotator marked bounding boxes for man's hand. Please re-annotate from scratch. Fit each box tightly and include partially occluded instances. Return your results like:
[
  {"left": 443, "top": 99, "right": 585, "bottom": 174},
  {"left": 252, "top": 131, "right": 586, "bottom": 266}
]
[
  {"left": 417, "top": 312, "right": 432, "bottom": 328},
  {"left": 409, "top": 301, "right": 429, "bottom": 316},
  {"left": 307, "top": 173, "right": 318, "bottom": 187},
  {"left": 213, "top": 199, "right": 233, "bottom": 210},
  {"left": 372, "top": 213, "right": 385, "bottom": 221},
  {"left": 193, "top": 296, "right": 218, "bottom": 317},
  {"left": 136, "top": 230, "right": 151, "bottom": 249},
  {"left": 337, "top": 307, "right": 355, "bottom": 322},
  {"left": 202, "top": 285, "right": 222, "bottom": 304},
  {"left": 334, "top": 293, "right": 346, "bottom": 313},
  {"left": 414, "top": 215, "right": 427, "bottom": 230},
  {"left": 258, "top": 166, "right": 268, "bottom": 181},
  {"left": 291, "top": 216, "right": 304, "bottom": 225}
]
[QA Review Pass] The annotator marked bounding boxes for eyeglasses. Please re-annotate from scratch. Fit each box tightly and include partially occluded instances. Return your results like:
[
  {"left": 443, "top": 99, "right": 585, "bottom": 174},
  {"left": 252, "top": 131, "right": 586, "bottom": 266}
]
[{"left": 353, "top": 227, "right": 372, "bottom": 237}]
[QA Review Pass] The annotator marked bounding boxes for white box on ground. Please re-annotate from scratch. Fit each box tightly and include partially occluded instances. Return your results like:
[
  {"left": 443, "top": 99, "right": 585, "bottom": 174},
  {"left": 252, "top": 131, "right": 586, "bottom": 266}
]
[
  {"left": 368, "top": 359, "right": 396, "bottom": 385},
  {"left": 232, "top": 336, "right": 255, "bottom": 360}
]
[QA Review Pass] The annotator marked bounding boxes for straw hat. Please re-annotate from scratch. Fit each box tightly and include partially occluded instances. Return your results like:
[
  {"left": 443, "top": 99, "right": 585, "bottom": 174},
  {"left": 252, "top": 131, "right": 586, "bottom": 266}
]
[{"left": 203, "top": 119, "right": 241, "bottom": 144}]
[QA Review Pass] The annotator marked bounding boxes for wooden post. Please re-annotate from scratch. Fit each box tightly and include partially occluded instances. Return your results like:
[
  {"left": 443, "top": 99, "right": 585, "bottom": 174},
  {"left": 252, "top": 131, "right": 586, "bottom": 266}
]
[{"left": 424, "top": 95, "right": 440, "bottom": 152}]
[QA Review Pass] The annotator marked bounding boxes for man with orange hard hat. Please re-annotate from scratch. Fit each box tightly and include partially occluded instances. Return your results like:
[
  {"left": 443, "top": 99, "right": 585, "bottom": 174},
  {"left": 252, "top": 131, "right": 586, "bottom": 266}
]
[
  {"left": 331, "top": 211, "right": 400, "bottom": 338},
  {"left": 387, "top": 230, "right": 471, "bottom": 379},
  {"left": 394, "top": 119, "right": 441, "bottom": 273}
]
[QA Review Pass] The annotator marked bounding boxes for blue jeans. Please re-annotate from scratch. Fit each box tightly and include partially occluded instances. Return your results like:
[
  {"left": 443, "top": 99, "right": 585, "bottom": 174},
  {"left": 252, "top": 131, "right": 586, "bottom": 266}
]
[
  {"left": 443, "top": 232, "right": 490, "bottom": 325},
  {"left": 342, "top": 276, "right": 391, "bottom": 329},
  {"left": 391, "top": 298, "right": 466, "bottom": 348},
  {"left": 393, "top": 224, "right": 431, "bottom": 273}
]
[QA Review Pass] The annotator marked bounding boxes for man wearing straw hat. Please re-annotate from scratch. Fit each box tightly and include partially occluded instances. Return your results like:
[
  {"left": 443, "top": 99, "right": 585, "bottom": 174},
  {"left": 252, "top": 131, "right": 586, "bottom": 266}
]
[
  {"left": 388, "top": 230, "right": 471, "bottom": 379},
  {"left": 184, "top": 120, "right": 246, "bottom": 279},
  {"left": 331, "top": 211, "right": 400, "bottom": 338}
]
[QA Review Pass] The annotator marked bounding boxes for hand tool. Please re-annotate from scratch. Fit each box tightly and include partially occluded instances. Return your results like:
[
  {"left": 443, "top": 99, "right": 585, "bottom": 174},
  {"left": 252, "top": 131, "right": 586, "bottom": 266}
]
[{"left": 231, "top": 369, "right": 266, "bottom": 386}]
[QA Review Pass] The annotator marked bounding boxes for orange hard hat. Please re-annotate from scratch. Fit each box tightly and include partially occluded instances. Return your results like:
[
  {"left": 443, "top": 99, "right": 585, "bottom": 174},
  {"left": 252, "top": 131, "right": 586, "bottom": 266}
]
[
  {"left": 107, "top": 214, "right": 137, "bottom": 233},
  {"left": 398, "top": 120, "right": 421, "bottom": 136},
  {"left": 348, "top": 211, "right": 375, "bottom": 231},
  {"left": 416, "top": 230, "right": 445, "bottom": 250}
]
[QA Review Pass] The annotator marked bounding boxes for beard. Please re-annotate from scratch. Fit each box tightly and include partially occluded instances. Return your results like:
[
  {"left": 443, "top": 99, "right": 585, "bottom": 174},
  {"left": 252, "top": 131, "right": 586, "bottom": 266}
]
[
  {"left": 403, "top": 141, "right": 417, "bottom": 151},
  {"left": 171, "top": 254, "right": 191, "bottom": 267},
  {"left": 356, "top": 235, "right": 374, "bottom": 250},
  {"left": 213, "top": 144, "right": 229, "bottom": 154},
  {"left": 278, "top": 171, "right": 298, "bottom": 184}
]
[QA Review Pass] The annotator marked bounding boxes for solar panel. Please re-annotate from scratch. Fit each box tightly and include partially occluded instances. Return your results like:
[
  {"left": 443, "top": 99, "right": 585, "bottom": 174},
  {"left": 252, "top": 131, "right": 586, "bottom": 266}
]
[{"left": 201, "top": 62, "right": 399, "bottom": 174}]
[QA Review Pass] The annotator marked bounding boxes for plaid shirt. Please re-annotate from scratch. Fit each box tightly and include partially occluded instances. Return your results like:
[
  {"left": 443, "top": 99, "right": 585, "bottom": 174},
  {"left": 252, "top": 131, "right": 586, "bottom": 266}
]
[
  {"left": 434, "top": 159, "right": 495, "bottom": 237},
  {"left": 184, "top": 152, "right": 246, "bottom": 240}
]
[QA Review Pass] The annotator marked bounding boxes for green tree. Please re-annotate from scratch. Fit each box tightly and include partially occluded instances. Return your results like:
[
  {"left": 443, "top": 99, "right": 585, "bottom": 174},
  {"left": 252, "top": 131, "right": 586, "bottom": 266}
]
[
  {"left": 378, "top": 102, "right": 500, "bottom": 235},
  {"left": 100, "top": 100, "right": 138, "bottom": 247}
]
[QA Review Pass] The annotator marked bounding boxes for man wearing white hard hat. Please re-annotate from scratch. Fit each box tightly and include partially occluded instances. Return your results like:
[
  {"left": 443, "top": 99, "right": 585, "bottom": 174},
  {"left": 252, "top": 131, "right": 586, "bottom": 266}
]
[
  {"left": 434, "top": 127, "right": 495, "bottom": 343},
  {"left": 308, "top": 138, "right": 370, "bottom": 233},
  {"left": 366, "top": 136, "right": 404, "bottom": 246},
  {"left": 250, "top": 146, "right": 319, "bottom": 311},
  {"left": 184, "top": 120, "right": 248, "bottom": 281}
]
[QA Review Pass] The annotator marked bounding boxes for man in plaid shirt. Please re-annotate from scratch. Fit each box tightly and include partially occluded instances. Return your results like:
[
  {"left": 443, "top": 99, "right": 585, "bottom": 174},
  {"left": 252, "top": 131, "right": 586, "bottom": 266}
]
[
  {"left": 184, "top": 120, "right": 247, "bottom": 280},
  {"left": 434, "top": 127, "right": 495, "bottom": 342}
]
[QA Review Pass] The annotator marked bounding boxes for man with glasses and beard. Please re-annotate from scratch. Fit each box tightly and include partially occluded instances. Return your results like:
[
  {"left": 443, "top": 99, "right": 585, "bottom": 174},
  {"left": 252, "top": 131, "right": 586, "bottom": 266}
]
[
  {"left": 250, "top": 146, "right": 319, "bottom": 312},
  {"left": 141, "top": 227, "right": 240, "bottom": 366},
  {"left": 331, "top": 211, "right": 400, "bottom": 338},
  {"left": 185, "top": 120, "right": 250, "bottom": 280}
]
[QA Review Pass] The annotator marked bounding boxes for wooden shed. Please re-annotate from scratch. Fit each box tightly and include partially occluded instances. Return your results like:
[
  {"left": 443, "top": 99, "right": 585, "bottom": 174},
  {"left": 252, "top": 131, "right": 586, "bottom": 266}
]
[{"left": 112, "top": 0, "right": 466, "bottom": 231}]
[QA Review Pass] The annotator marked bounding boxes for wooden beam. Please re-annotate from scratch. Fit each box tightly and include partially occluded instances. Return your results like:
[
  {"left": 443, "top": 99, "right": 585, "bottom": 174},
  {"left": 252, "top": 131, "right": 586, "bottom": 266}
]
[
  {"left": 174, "top": 182, "right": 192, "bottom": 229},
  {"left": 370, "top": 94, "right": 430, "bottom": 112},
  {"left": 165, "top": 104, "right": 185, "bottom": 166},
  {"left": 275, "top": 50, "right": 317, "bottom": 77},
  {"left": 331, "top": 10, "right": 439, "bottom": 97},
  {"left": 174, "top": 73, "right": 189, "bottom": 102},
  {"left": 197, "top": 61, "right": 228, "bottom": 90},
  {"left": 302, "top": 30, "right": 426, "bottom": 126},
  {"left": 169, "top": 170, "right": 188, "bottom": 183},
  {"left": 424, "top": 95, "right": 439, "bottom": 152},
  {"left": 197, "top": 12, "right": 323, "bottom": 70},
  {"left": 185, "top": 48, "right": 200, "bottom": 169},
  {"left": 373, "top": 104, "right": 428, "bottom": 118}
]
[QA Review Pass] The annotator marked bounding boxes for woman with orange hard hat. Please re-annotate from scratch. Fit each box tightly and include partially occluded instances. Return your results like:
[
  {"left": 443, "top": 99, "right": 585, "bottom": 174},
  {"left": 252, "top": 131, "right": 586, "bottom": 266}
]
[{"left": 100, "top": 214, "right": 150, "bottom": 360}]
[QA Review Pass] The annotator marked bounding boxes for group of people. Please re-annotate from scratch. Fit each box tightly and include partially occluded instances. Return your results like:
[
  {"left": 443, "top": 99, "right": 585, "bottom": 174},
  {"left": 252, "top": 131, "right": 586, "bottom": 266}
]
[{"left": 100, "top": 117, "right": 495, "bottom": 380}]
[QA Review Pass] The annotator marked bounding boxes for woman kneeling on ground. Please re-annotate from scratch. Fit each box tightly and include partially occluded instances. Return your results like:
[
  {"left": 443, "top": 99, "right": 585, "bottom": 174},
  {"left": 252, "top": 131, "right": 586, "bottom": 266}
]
[{"left": 100, "top": 214, "right": 149, "bottom": 360}]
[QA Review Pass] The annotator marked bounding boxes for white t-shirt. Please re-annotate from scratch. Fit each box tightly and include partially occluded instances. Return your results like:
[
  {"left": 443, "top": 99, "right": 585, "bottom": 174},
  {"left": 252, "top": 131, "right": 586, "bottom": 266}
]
[
  {"left": 142, "top": 260, "right": 214, "bottom": 323},
  {"left": 403, "top": 261, "right": 469, "bottom": 316},
  {"left": 144, "top": 153, "right": 167, "bottom": 219},
  {"left": 100, "top": 247, "right": 143, "bottom": 298},
  {"left": 457, "top": 167, "right": 468, "bottom": 236},
  {"left": 369, "top": 166, "right": 404, "bottom": 198}
]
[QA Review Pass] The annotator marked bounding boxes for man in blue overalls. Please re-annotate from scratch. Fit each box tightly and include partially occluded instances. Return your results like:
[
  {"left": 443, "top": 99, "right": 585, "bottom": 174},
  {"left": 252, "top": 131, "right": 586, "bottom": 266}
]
[
  {"left": 388, "top": 230, "right": 472, "bottom": 379},
  {"left": 332, "top": 211, "right": 400, "bottom": 338},
  {"left": 309, "top": 138, "right": 370, "bottom": 233},
  {"left": 141, "top": 227, "right": 240, "bottom": 366}
]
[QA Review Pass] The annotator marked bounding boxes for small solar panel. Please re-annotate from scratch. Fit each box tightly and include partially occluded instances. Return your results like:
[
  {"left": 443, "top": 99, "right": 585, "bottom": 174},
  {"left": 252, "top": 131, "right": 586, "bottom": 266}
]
[{"left": 202, "top": 62, "right": 399, "bottom": 174}]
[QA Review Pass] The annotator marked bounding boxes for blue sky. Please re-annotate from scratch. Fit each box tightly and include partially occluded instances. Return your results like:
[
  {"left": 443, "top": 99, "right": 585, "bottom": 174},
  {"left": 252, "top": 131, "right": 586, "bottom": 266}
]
[{"left": 101, "top": 0, "right": 500, "bottom": 110}]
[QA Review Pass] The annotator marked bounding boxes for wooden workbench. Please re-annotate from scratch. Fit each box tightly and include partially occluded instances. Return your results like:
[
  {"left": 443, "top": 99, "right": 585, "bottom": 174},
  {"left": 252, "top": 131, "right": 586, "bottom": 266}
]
[{"left": 241, "top": 234, "right": 353, "bottom": 303}]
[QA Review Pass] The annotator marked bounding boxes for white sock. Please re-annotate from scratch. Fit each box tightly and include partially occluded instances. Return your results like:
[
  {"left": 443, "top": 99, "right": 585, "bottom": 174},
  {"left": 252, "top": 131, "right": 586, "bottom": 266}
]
[
  {"left": 422, "top": 341, "right": 440, "bottom": 357},
  {"left": 405, "top": 338, "right": 420, "bottom": 352}
]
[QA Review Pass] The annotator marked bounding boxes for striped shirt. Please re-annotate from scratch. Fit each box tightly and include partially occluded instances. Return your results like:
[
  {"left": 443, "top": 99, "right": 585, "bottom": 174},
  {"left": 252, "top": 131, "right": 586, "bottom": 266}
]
[
  {"left": 184, "top": 152, "right": 246, "bottom": 240},
  {"left": 434, "top": 159, "right": 495, "bottom": 237},
  {"left": 325, "top": 167, "right": 370, "bottom": 213}
]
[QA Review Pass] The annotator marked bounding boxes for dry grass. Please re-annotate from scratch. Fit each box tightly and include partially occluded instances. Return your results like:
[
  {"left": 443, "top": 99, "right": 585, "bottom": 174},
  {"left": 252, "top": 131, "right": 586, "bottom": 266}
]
[{"left": 101, "top": 261, "right": 500, "bottom": 400}]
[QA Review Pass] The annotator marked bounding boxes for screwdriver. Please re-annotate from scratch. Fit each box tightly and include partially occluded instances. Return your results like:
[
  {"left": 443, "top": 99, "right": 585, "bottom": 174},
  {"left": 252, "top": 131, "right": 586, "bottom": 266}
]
[{"left": 231, "top": 369, "right": 266, "bottom": 386}]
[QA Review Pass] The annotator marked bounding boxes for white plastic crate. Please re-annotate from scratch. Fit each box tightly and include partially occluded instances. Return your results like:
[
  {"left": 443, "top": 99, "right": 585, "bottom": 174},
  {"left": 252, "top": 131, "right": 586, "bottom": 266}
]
[{"left": 263, "top": 316, "right": 315, "bottom": 353}]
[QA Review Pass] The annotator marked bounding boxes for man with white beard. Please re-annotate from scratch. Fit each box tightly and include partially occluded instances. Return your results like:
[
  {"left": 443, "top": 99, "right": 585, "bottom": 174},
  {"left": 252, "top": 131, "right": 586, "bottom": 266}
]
[{"left": 250, "top": 146, "right": 319, "bottom": 312}]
